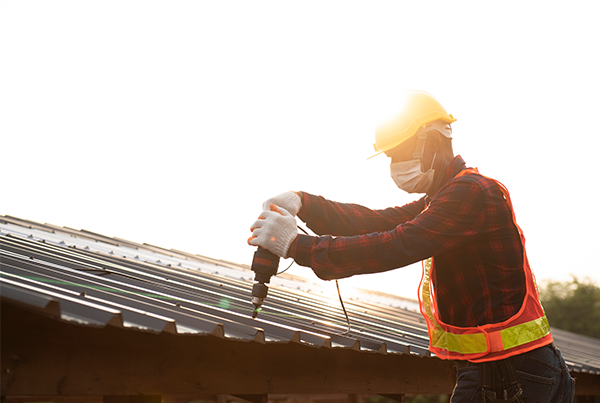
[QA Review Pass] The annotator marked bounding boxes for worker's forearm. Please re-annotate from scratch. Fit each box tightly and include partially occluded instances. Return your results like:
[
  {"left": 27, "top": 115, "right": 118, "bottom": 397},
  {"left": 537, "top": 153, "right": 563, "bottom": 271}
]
[
  {"left": 288, "top": 230, "right": 432, "bottom": 280},
  {"left": 297, "top": 192, "right": 425, "bottom": 236},
  {"left": 290, "top": 180, "right": 487, "bottom": 281}
]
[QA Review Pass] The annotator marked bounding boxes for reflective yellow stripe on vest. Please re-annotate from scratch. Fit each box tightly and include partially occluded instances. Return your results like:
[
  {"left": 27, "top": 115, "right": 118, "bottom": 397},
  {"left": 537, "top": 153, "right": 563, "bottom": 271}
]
[
  {"left": 500, "top": 316, "right": 550, "bottom": 350},
  {"left": 422, "top": 258, "right": 551, "bottom": 355}
]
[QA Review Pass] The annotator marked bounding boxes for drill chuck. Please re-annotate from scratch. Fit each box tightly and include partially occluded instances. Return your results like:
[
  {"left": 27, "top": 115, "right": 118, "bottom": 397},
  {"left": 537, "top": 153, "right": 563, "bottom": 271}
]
[
  {"left": 250, "top": 247, "right": 280, "bottom": 318},
  {"left": 251, "top": 282, "right": 269, "bottom": 306}
]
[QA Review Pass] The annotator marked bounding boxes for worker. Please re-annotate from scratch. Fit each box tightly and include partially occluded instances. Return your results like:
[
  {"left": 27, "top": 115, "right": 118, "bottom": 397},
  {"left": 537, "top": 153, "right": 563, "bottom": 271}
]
[{"left": 248, "top": 91, "right": 575, "bottom": 402}]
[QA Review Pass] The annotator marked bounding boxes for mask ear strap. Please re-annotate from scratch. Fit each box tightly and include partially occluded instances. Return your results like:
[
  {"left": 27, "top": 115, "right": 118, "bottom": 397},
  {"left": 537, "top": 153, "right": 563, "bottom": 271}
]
[
  {"left": 412, "top": 131, "right": 428, "bottom": 161},
  {"left": 429, "top": 152, "right": 437, "bottom": 170}
]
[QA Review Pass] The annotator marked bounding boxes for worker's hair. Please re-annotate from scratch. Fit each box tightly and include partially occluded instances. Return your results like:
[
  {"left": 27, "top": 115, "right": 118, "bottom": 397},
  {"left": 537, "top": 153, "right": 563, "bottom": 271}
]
[
  {"left": 438, "top": 132, "right": 453, "bottom": 156},
  {"left": 428, "top": 131, "right": 455, "bottom": 194},
  {"left": 426, "top": 130, "right": 453, "bottom": 157}
]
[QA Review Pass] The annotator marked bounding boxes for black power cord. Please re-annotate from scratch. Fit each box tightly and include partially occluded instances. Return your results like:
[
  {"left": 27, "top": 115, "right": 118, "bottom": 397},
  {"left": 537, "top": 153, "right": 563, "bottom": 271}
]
[{"left": 277, "top": 225, "right": 351, "bottom": 336}]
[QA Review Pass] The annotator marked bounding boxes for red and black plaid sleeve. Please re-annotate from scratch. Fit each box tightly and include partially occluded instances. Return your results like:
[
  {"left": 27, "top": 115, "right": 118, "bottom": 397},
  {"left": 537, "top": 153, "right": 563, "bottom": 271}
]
[
  {"left": 297, "top": 192, "right": 427, "bottom": 236},
  {"left": 291, "top": 178, "right": 487, "bottom": 279},
  {"left": 289, "top": 156, "right": 526, "bottom": 327}
]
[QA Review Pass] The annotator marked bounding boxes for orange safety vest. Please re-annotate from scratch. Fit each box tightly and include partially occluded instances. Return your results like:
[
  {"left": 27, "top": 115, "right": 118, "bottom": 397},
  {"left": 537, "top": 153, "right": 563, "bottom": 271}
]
[{"left": 418, "top": 168, "right": 553, "bottom": 362}]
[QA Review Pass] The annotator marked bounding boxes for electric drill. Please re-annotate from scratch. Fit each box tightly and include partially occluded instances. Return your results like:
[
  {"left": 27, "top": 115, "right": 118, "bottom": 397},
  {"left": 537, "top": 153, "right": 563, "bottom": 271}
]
[{"left": 250, "top": 247, "right": 280, "bottom": 318}]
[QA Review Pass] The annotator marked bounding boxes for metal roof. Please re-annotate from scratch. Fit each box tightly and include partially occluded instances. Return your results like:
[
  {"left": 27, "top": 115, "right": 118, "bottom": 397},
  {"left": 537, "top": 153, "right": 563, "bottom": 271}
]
[{"left": 1, "top": 214, "right": 599, "bottom": 376}]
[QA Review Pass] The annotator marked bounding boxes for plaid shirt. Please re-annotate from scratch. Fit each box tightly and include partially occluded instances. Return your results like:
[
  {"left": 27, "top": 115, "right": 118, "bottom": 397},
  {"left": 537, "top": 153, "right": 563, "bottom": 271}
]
[{"left": 289, "top": 156, "right": 526, "bottom": 327}]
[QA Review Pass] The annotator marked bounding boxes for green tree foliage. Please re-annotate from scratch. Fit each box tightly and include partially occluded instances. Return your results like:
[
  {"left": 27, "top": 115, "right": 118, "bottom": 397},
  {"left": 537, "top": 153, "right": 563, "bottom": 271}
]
[{"left": 539, "top": 276, "right": 600, "bottom": 339}]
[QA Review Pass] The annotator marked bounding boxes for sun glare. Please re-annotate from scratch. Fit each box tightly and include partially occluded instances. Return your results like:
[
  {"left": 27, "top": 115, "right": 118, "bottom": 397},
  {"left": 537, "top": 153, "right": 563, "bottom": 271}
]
[
  {"left": 316, "top": 279, "right": 363, "bottom": 306},
  {"left": 370, "top": 90, "right": 410, "bottom": 129}
]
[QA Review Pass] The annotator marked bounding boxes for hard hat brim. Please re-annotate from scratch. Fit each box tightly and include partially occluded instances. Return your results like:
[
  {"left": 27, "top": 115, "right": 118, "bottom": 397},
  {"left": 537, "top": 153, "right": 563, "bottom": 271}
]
[
  {"left": 371, "top": 91, "right": 456, "bottom": 159},
  {"left": 369, "top": 116, "right": 455, "bottom": 159}
]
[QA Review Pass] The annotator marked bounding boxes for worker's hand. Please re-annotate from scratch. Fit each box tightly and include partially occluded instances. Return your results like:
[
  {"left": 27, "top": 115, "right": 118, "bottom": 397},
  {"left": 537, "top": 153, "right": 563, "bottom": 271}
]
[
  {"left": 248, "top": 204, "right": 298, "bottom": 258},
  {"left": 262, "top": 191, "right": 302, "bottom": 216}
]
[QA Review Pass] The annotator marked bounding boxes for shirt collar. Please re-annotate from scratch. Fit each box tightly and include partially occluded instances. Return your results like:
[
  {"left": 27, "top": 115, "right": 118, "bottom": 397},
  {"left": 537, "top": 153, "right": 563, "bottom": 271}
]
[
  {"left": 425, "top": 155, "right": 468, "bottom": 203},
  {"left": 444, "top": 155, "right": 468, "bottom": 184}
]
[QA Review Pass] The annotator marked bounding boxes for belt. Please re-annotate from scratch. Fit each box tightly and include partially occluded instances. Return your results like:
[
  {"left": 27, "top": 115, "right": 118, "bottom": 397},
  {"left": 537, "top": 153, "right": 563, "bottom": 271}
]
[
  {"left": 453, "top": 343, "right": 555, "bottom": 369},
  {"left": 453, "top": 359, "right": 475, "bottom": 369}
]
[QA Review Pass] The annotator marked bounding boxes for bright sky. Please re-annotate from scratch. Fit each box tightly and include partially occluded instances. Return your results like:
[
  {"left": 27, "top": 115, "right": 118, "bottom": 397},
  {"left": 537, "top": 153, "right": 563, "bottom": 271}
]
[{"left": 2, "top": 1, "right": 599, "bottom": 300}]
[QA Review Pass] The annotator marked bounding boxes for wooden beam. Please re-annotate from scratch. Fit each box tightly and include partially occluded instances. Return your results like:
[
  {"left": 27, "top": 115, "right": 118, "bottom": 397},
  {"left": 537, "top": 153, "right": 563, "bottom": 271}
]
[
  {"left": 378, "top": 394, "right": 405, "bottom": 402},
  {"left": 103, "top": 396, "right": 161, "bottom": 403},
  {"left": 230, "top": 394, "right": 268, "bottom": 403},
  {"left": 3, "top": 301, "right": 599, "bottom": 397},
  {"left": 1, "top": 302, "right": 455, "bottom": 396},
  {"left": 347, "top": 394, "right": 365, "bottom": 403},
  {"left": 570, "top": 372, "right": 600, "bottom": 396},
  {"left": 1, "top": 397, "right": 102, "bottom": 403}
]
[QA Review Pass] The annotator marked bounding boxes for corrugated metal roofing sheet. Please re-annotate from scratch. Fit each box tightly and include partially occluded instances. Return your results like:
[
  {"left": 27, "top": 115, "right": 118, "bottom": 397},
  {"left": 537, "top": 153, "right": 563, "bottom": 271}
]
[{"left": 1, "top": 215, "right": 599, "bottom": 375}]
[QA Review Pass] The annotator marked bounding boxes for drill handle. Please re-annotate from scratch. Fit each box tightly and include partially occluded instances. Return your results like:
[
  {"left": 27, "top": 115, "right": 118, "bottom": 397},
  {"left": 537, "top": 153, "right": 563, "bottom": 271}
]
[{"left": 251, "top": 247, "right": 280, "bottom": 283}]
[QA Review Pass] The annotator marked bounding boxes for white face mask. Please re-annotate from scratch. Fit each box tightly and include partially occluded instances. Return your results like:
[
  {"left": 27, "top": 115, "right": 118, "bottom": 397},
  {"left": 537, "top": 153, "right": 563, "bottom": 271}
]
[{"left": 390, "top": 153, "right": 436, "bottom": 194}]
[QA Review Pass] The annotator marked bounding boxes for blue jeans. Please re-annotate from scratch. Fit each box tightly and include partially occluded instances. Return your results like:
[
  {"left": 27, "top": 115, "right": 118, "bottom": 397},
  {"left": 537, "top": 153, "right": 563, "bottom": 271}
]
[{"left": 450, "top": 344, "right": 575, "bottom": 403}]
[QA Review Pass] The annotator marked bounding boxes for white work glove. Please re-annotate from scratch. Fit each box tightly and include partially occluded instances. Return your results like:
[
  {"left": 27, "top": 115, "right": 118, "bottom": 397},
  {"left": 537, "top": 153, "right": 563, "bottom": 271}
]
[
  {"left": 248, "top": 204, "right": 298, "bottom": 258},
  {"left": 262, "top": 191, "right": 302, "bottom": 216}
]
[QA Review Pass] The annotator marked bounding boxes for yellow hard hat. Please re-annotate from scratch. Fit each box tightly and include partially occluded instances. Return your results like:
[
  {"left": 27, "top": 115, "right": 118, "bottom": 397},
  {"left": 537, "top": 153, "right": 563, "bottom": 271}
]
[{"left": 371, "top": 91, "right": 456, "bottom": 158}]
